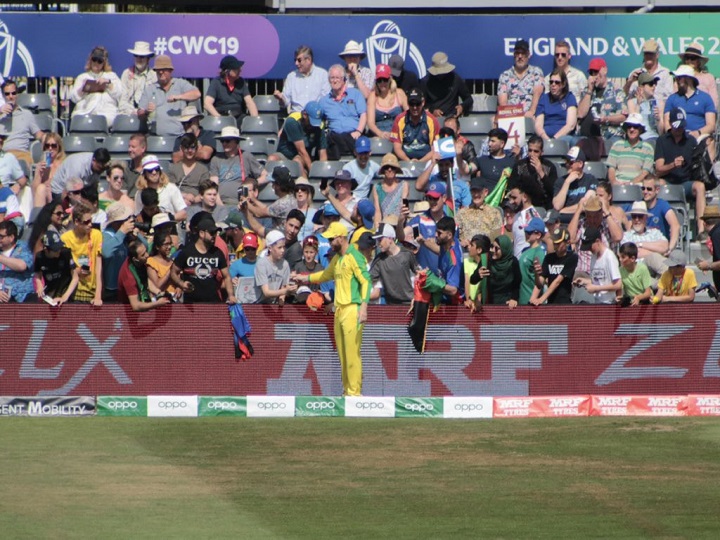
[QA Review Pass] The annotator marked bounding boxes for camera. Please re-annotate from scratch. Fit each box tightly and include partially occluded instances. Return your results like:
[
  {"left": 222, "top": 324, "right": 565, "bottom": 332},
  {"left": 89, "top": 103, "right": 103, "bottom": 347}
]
[
  {"left": 134, "top": 221, "right": 152, "bottom": 234},
  {"left": 237, "top": 186, "right": 249, "bottom": 200}
]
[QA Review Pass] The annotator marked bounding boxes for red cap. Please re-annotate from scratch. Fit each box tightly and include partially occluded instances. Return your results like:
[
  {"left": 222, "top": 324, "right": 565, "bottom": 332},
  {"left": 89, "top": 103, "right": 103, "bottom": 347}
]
[
  {"left": 242, "top": 232, "right": 259, "bottom": 249},
  {"left": 588, "top": 58, "right": 607, "bottom": 71},
  {"left": 375, "top": 64, "right": 392, "bottom": 79}
]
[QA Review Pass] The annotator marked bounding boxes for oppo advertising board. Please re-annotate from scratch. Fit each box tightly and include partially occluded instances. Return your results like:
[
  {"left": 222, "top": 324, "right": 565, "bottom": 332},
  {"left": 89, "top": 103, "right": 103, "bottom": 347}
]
[
  {"left": 2, "top": 305, "right": 720, "bottom": 398},
  {"left": 0, "top": 13, "right": 718, "bottom": 79}
]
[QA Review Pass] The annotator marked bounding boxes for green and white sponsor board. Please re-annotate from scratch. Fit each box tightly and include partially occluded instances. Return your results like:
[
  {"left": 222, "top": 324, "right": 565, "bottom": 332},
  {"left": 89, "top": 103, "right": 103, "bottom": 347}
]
[
  {"left": 395, "top": 397, "right": 443, "bottom": 418},
  {"left": 198, "top": 396, "right": 247, "bottom": 417},
  {"left": 97, "top": 396, "right": 148, "bottom": 417},
  {"left": 295, "top": 396, "right": 344, "bottom": 417}
]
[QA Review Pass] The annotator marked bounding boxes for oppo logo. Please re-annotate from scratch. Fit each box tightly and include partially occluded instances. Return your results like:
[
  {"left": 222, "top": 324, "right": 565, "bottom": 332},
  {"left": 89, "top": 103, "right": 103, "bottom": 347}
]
[
  {"left": 305, "top": 402, "right": 336, "bottom": 410},
  {"left": 355, "top": 402, "right": 385, "bottom": 410},
  {"left": 159, "top": 401, "right": 187, "bottom": 409},
  {"left": 404, "top": 403, "right": 434, "bottom": 412},
  {"left": 107, "top": 401, "right": 138, "bottom": 410},
  {"left": 208, "top": 401, "right": 241, "bottom": 410},
  {"left": 454, "top": 404, "right": 484, "bottom": 412},
  {"left": 258, "top": 402, "right": 287, "bottom": 410}
]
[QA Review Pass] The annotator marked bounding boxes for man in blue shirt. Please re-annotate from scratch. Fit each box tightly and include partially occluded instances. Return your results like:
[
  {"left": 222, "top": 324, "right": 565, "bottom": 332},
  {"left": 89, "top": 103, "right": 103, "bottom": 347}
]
[
  {"left": 0, "top": 220, "right": 34, "bottom": 302},
  {"left": 664, "top": 65, "right": 716, "bottom": 140},
  {"left": 319, "top": 64, "right": 367, "bottom": 160},
  {"left": 435, "top": 216, "right": 464, "bottom": 304}
]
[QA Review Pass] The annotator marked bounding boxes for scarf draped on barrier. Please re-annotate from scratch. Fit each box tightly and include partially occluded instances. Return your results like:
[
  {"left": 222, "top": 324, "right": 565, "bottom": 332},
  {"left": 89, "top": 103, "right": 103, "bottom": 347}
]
[{"left": 229, "top": 303, "right": 253, "bottom": 361}]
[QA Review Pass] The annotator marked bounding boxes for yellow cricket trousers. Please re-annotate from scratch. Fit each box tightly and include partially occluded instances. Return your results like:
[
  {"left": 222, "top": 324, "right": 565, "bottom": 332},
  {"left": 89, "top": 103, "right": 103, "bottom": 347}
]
[{"left": 334, "top": 303, "right": 364, "bottom": 396}]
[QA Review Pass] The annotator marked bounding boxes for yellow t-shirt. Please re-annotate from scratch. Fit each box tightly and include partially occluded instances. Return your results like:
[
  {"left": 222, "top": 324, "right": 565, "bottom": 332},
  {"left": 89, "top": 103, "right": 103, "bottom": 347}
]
[
  {"left": 61, "top": 228, "right": 102, "bottom": 299},
  {"left": 657, "top": 268, "right": 698, "bottom": 297}
]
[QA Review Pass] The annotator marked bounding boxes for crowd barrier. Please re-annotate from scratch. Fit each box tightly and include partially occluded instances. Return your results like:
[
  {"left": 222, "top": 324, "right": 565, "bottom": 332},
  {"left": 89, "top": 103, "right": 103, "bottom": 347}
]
[{"left": 2, "top": 304, "right": 720, "bottom": 398}]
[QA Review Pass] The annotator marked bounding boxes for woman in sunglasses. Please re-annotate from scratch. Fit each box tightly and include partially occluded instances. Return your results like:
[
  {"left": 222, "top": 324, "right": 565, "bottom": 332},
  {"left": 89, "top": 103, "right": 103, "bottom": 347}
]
[
  {"left": 27, "top": 199, "right": 67, "bottom": 255},
  {"left": 99, "top": 162, "right": 135, "bottom": 213},
  {"left": 133, "top": 154, "right": 187, "bottom": 222},
  {"left": 366, "top": 64, "right": 408, "bottom": 140},
  {"left": 534, "top": 68, "right": 577, "bottom": 144},
  {"left": 70, "top": 46, "right": 122, "bottom": 126},
  {"left": 32, "top": 133, "right": 65, "bottom": 208}
]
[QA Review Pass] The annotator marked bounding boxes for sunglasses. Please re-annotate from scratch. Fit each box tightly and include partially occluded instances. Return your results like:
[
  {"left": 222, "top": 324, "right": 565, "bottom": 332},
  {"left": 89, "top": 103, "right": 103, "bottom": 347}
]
[
  {"left": 376, "top": 78, "right": 390, "bottom": 83},
  {"left": 52, "top": 210, "right": 65, "bottom": 217},
  {"left": 643, "top": 81, "right": 657, "bottom": 87},
  {"left": 69, "top": 189, "right": 83, "bottom": 195},
  {"left": 3, "top": 91, "right": 16, "bottom": 96},
  {"left": 631, "top": 214, "right": 646, "bottom": 219},
  {"left": 44, "top": 143, "right": 58, "bottom": 149},
  {"left": 76, "top": 218, "right": 93, "bottom": 226},
  {"left": 91, "top": 57, "right": 105, "bottom": 64},
  {"left": 295, "top": 57, "right": 308, "bottom": 63},
  {"left": 409, "top": 102, "right": 423, "bottom": 107},
  {"left": 296, "top": 187, "right": 312, "bottom": 193},
  {"left": 588, "top": 69, "right": 599, "bottom": 76},
  {"left": 641, "top": 186, "right": 656, "bottom": 191},
  {"left": 549, "top": 79, "right": 563, "bottom": 85},
  {"left": 111, "top": 175, "right": 124, "bottom": 181},
  {"left": 555, "top": 52, "right": 568, "bottom": 58},
  {"left": 145, "top": 167, "right": 161, "bottom": 174},
  {"left": 220, "top": 139, "right": 236, "bottom": 144}
]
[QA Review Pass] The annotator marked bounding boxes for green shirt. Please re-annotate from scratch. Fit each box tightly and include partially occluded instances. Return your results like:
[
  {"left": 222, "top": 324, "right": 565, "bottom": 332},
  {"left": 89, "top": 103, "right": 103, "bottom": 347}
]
[
  {"left": 620, "top": 261, "right": 651, "bottom": 298},
  {"left": 518, "top": 245, "right": 545, "bottom": 305}
]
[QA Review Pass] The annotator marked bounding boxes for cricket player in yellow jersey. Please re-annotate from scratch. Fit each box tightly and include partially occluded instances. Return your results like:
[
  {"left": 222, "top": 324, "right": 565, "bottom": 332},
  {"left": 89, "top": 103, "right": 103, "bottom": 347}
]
[{"left": 293, "top": 222, "right": 371, "bottom": 396}]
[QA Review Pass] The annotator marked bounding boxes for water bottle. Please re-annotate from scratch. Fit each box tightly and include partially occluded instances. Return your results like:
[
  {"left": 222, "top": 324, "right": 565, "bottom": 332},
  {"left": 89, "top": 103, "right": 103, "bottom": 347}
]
[
  {"left": 148, "top": 92, "right": 157, "bottom": 134},
  {"left": 648, "top": 98, "right": 658, "bottom": 131}
]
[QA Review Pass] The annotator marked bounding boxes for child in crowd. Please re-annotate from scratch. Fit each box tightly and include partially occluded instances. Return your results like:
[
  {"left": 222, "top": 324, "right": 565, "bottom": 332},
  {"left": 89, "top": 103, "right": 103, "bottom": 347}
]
[
  {"left": 617, "top": 242, "right": 652, "bottom": 306},
  {"left": 653, "top": 250, "right": 697, "bottom": 304},
  {"left": 463, "top": 234, "right": 490, "bottom": 312}
]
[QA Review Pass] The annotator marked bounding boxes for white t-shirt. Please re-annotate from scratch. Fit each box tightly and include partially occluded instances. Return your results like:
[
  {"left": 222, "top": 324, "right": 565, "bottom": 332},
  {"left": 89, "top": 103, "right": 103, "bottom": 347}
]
[
  {"left": 512, "top": 206, "right": 540, "bottom": 258},
  {"left": 134, "top": 182, "right": 187, "bottom": 215},
  {"left": 590, "top": 248, "right": 621, "bottom": 304}
]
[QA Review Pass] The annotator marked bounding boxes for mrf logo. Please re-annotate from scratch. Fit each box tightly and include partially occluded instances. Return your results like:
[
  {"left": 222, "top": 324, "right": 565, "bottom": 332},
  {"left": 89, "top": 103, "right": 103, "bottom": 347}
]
[{"left": 0, "top": 319, "right": 129, "bottom": 395}]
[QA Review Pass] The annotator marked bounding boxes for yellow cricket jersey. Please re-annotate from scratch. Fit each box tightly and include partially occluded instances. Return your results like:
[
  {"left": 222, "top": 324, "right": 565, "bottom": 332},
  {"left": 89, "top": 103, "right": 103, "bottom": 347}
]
[{"left": 309, "top": 245, "right": 371, "bottom": 306}]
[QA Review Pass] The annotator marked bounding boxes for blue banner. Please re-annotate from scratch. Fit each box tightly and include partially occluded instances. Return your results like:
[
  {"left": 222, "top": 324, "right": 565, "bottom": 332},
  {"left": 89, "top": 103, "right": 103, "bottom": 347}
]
[{"left": 0, "top": 13, "right": 717, "bottom": 79}]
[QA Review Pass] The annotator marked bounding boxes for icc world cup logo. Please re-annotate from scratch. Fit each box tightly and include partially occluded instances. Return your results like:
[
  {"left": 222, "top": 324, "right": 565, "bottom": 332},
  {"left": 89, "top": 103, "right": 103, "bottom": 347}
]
[{"left": 364, "top": 20, "right": 426, "bottom": 78}]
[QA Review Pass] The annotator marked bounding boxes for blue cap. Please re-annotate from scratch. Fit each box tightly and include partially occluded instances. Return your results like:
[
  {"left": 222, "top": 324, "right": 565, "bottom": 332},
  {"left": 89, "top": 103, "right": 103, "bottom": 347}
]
[
  {"left": 426, "top": 181, "right": 447, "bottom": 198},
  {"left": 524, "top": 217, "right": 546, "bottom": 234},
  {"left": 355, "top": 136, "right": 371, "bottom": 154},
  {"left": 304, "top": 101, "right": 323, "bottom": 128},
  {"left": 311, "top": 202, "right": 340, "bottom": 225},
  {"left": 356, "top": 198, "right": 375, "bottom": 229}
]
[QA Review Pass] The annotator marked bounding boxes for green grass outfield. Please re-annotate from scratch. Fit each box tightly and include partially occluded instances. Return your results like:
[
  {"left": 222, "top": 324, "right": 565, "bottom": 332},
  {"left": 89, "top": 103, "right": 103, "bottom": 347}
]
[{"left": 2, "top": 417, "right": 719, "bottom": 539}]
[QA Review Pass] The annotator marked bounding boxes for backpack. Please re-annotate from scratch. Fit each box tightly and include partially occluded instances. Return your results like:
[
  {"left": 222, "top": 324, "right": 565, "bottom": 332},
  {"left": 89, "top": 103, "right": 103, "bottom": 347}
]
[{"left": 691, "top": 136, "right": 718, "bottom": 190}]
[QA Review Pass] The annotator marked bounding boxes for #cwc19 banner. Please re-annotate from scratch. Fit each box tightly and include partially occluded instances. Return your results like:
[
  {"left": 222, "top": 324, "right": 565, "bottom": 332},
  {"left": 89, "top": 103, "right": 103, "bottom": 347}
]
[
  {"left": 1, "top": 305, "right": 720, "bottom": 397},
  {"left": 0, "top": 13, "right": 718, "bottom": 79}
]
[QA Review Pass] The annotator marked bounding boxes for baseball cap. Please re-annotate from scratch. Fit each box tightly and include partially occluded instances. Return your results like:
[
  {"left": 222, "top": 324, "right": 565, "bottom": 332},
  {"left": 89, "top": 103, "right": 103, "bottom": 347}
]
[
  {"left": 375, "top": 64, "right": 391, "bottom": 79},
  {"left": 514, "top": 39, "right": 530, "bottom": 53},
  {"left": 637, "top": 72, "right": 659, "bottom": 86},
  {"left": 242, "top": 232, "right": 259, "bottom": 249},
  {"left": 355, "top": 136, "right": 371, "bottom": 154},
  {"left": 469, "top": 177, "right": 493, "bottom": 192},
  {"left": 321, "top": 221, "right": 349, "bottom": 240},
  {"left": 226, "top": 210, "right": 244, "bottom": 228},
  {"left": 643, "top": 39, "right": 659, "bottom": 53},
  {"left": 356, "top": 199, "right": 375, "bottom": 229},
  {"left": 265, "top": 229, "right": 285, "bottom": 247},
  {"left": 311, "top": 202, "right": 340, "bottom": 225},
  {"left": 669, "top": 108, "right": 687, "bottom": 130},
  {"left": 219, "top": 55, "right": 244, "bottom": 71},
  {"left": 304, "top": 101, "right": 323, "bottom": 127},
  {"left": 271, "top": 166, "right": 292, "bottom": 185},
  {"left": 407, "top": 87, "right": 423, "bottom": 104},
  {"left": 565, "top": 146, "right": 586, "bottom": 162},
  {"left": 42, "top": 229, "right": 64, "bottom": 251},
  {"left": 302, "top": 236, "right": 319, "bottom": 249},
  {"left": 550, "top": 227, "right": 570, "bottom": 244},
  {"left": 667, "top": 250, "right": 687, "bottom": 267},
  {"left": 544, "top": 209, "right": 561, "bottom": 224},
  {"left": 196, "top": 217, "right": 218, "bottom": 234},
  {"left": 372, "top": 223, "right": 397, "bottom": 240},
  {"left": 588, "top": 58, "right": 607, "bottom": 71},
  {"left": 580, "top": 227, "right": 601, "bottom": 250},
  {"left": 524, "top": 217, "right": 546, "bottom": 234},
  {"left": 426, "top": 181, "right": 447, "bottom": 198},
  {"left": 388, "top": 55, "right": 404, "bottom": 77}
]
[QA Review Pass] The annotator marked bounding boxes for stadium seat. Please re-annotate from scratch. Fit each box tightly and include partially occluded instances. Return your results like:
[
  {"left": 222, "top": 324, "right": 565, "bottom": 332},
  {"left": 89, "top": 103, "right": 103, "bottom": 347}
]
[
  {"left": 239, "top": 136, "right": 269, "bottom": 161},
  {"left": 543, "top": 139, "right": 570, "bottom": 157},
  {"left": 658, "top": 183, "right": 686, "bottom": 204},
  {"left": 104, "top": 134, "right": 130, "bottom": 158},
  {"left": 253, "top": 95, "right": 281, "bottom": 114},
  {"left": 658, "top": 184, "right": 690, "bottom": 254},
  {"left": 63, "top": 135, "right": 98, "bottom": 154},
  {"left": 524, "top": 117, "right": 536, "bottom": 135},
  {"left": 16, "top": 92, "right": 52, "bottom": 113},
  {"left": 584, "top": 161, "right": 608, "bottom": 180},
  {"left": 612, "top": 183, "right": 642, "bottom": 204},
  {"left": 200, "top": 115, "right": 236, "bottom": 133},
  {"left": 460, "top": 115, "right": 493, "bottom": 135},
  {"left": 265, "top": 159, "right": 302, "bottom": 179},
  {"left": 70, "top": 114, "right": 108, "bottom": 135},
  {"left": 398, "top": 161, "right": 426, "bottom": 179},
  {"left": 309, "top": 160, "right": 345, "bottom": 181},
  {"left": 407, "top": 181, "right": 425, "bottom": 202},
  {"left": 112, "top": 114, "right": 148, "bottom": 134},
  {"left": 241, "top": 115, "right": 279, "bottom": 136},
  {"left": 257, "top": 182, "right": 278, "bottom": 202},
  {"left": 146, "top": 135, "right": 174, "bottom": 159},
  {"left": 370, "top": 137, "right": 393, "bottom": 156},
  {"left": 471, "top": 94, "right": 498, "bottom": 113}
]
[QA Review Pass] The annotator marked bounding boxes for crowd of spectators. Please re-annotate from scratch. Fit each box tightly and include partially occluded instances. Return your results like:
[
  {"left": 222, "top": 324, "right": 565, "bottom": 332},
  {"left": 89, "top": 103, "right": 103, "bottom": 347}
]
[{"left": 2, "top": 36, "right": 720, "bottom": 308}]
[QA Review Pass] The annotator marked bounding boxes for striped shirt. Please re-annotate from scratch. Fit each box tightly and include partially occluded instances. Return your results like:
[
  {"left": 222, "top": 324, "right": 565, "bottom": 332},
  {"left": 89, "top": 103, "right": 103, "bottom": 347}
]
[{"left": 606, "top": 139, "right": 655, "bottom": 184}]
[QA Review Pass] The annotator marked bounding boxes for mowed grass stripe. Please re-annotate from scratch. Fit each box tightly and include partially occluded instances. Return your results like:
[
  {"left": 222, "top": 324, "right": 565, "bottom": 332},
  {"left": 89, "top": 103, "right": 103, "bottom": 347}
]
[{"left": 1, "top": 417, "right": 719, "bottom": 539}]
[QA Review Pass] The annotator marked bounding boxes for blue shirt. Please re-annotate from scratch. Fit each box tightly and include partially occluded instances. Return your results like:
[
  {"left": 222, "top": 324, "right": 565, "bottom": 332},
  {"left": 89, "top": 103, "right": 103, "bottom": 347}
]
[
  {"left": 0, "top": 240, "right": 34, "bottom": 302},
  {"left": 536, "top": 92, "right": 577, "bottom": 138},
  {"left": 647, "top": 198, "right": 673, "bottom": 238},
  {"left": 101, "top": 228, "right": 128, "bottom": 291},
  {"left": 438, "top": 238, "right": 464, "bottom": 302},
  {"left": 230, "top": 257, "right": 257, "bottom": 278},
  {"left": 665, "top": 89, "right": 716, "bottom": 132},
  {"left": 319, "top": 87, "right": 367, "bottom": 134},
  {"left": 428, "top": 174, "right": 471, "bottom": 210}
]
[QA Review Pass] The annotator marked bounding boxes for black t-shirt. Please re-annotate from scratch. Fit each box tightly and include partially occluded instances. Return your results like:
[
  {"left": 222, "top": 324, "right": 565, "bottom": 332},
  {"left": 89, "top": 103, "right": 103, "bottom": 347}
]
[
  {"left": 396, "top": 71, "right": 419, "bottom": 94},
  {"left": 654, "top": 132, "right": 696, "bottom": 185},
  {"left": 35, "top": 248, "right": 75, "bottom": 298},
  {"left": 475, "top": 154, "right": 516, "bottom": 189},
  {"left": 173, "top": 242, "right": 227, "bottom": 303},
  {"left": 541, "top": 251, "right": 578, "bottom": 304}
]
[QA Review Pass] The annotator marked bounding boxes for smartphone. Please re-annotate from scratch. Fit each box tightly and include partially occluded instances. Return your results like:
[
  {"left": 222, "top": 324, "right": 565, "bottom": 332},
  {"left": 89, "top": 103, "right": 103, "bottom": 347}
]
[
  {"left": 412, "top": 224, "right": 420, "bottom": 239},
  {"left": 237, "top": 186, "right": 249, "bottom": 201},
  {"left": 402, "top": 198, "right": 409, "bottom": 208},
  {"left": 45, "top": 151, "right": 52, "bottom": 167},
  {"left": 81, "top": 264, "right": 90, "bottom": 272},
  {"left": 320, "top": 178, "right": 329, "bottom": 191}
]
